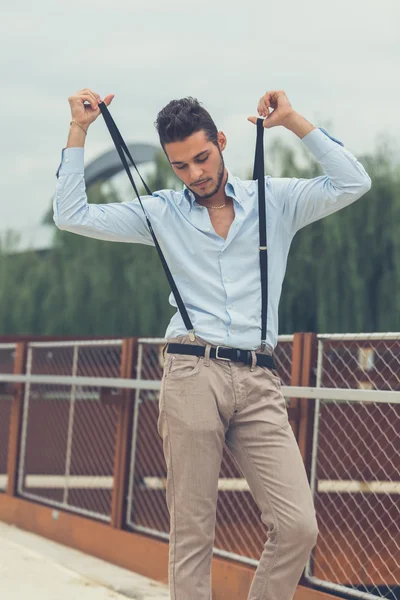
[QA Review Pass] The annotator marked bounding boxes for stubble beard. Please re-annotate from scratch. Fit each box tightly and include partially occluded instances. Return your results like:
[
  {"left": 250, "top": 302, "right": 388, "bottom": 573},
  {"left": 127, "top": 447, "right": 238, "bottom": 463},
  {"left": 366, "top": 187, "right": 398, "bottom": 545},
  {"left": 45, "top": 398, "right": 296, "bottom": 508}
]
[{"left": 189, "top": 150, "right": 226, "bottom": 201}]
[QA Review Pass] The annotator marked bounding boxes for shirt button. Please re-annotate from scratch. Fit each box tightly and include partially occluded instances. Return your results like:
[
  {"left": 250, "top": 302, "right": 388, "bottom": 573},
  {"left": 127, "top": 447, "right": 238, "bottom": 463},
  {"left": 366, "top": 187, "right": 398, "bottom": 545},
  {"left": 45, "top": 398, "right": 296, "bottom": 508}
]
[
  {"left": 64, "top": 158, "right": 69, "bottom": 163},
  {"left": 230, "top": 329, "right": 235, "bottom": 334},
  {"left": 224, "top": 277, "right": 231, "bottom": 283},
  {"left": 205, "top": 228, "right": 211, "bottom": 232},
  {"left": 228, "top": 304, "right": 233, "bottom": 310}
]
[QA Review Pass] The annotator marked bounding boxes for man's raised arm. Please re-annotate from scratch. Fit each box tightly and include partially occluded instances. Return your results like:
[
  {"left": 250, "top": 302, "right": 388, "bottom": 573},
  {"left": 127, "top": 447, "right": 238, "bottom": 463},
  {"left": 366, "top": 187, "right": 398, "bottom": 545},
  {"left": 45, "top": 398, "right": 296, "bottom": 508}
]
[
  {"left": 53, "top": 88, "right": 155, "bottom": 246},
  {"left": 248, "top": 90, "right": 372, "bottom": 236}
]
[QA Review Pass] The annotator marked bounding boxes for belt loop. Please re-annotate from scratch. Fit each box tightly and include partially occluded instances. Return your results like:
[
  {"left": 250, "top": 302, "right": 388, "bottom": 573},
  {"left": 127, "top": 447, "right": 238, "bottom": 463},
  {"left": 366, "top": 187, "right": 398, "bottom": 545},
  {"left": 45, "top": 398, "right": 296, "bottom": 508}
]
[
  {"left": 250, "top": 350, "right": 257, "bottom": 372},
  {"left": 204, "top": 344, "right": 212, "bottom": 367}
]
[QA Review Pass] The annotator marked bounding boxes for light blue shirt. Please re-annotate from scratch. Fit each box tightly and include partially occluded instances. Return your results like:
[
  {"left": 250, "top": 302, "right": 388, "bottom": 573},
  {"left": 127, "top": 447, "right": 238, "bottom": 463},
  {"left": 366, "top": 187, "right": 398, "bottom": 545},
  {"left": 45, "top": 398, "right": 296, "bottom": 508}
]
[{"left": 54, "top": 127, "right": 371, "bottom": 351}]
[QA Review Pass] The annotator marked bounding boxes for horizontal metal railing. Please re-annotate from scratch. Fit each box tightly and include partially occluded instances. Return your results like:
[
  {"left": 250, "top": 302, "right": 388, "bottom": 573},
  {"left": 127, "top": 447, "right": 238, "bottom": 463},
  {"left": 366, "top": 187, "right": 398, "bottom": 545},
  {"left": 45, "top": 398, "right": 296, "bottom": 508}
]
[{"left": 1, "top": 374, "right": 399, "bottom": 402}]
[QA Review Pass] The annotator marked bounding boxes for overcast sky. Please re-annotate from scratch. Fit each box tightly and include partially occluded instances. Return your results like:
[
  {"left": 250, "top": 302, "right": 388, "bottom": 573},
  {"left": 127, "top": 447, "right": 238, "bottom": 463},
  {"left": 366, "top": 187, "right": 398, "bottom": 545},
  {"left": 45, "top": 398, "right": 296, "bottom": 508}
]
[{"left": 1, "top": 0, "right": 399, "bottom": 231}]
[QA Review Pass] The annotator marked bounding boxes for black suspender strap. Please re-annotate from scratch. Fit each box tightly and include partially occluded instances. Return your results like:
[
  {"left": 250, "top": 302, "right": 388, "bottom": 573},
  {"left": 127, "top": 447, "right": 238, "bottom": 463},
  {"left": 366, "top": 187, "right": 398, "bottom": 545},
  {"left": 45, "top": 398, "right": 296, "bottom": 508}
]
[
  {"left": 252, "top": 118, "right": 268, "bottom": 351},
  {"left": 98, "top": 101, "right": 196, "bottom": 341},
  {"left": 98, "top": 103, "right": 267, "bottom": 349}
]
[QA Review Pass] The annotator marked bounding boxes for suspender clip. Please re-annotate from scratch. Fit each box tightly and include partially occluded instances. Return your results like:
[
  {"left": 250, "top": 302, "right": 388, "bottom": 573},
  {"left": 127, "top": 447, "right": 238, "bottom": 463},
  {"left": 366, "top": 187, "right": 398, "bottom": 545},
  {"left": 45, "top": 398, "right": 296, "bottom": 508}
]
[{"left": 188, "top": 330, "right": 196, "bottom": 342}]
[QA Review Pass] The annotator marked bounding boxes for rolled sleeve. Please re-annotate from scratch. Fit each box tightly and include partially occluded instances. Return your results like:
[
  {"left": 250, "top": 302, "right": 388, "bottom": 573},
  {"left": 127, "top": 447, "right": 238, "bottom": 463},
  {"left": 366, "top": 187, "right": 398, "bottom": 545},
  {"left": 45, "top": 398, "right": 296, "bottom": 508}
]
[
  {"left": 56, "top": 147, "right": 84, "bottom": 178},
  {"left": 301, "top": 128, "right": 344, "bottom": 160}
]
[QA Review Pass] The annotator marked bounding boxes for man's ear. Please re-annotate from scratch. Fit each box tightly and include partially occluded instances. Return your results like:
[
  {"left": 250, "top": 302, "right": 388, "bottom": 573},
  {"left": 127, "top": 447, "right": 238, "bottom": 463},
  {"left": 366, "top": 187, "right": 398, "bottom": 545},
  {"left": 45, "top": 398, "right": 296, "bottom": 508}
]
[{"left": 217, "top": 131, "right": 227, "bottom": 152}]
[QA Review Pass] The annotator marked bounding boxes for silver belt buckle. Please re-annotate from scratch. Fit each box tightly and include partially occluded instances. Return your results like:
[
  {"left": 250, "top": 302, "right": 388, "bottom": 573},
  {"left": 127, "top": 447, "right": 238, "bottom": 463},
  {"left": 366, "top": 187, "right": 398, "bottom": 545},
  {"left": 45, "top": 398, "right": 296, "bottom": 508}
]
[{"left": 215, "top": 346, "right": 230, "bottom": 361}]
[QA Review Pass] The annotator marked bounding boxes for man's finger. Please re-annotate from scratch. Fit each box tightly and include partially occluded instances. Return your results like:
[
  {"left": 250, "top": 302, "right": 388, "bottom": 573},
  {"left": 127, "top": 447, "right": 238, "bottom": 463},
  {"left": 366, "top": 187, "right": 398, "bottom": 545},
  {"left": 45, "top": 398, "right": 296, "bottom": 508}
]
[
  {"left": 248, "top": 116, "right": 268, "bottom": 125},
  {"left": 103, "top": 94, "right": 115, "bottom": 106}
]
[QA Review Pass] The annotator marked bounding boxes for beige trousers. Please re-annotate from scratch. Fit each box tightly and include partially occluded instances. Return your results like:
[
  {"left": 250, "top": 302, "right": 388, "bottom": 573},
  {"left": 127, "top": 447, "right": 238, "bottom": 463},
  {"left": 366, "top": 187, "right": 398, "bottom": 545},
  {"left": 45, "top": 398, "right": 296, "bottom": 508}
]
[{"left": 157, "top": 334, "right": 319, "bottom": 600}]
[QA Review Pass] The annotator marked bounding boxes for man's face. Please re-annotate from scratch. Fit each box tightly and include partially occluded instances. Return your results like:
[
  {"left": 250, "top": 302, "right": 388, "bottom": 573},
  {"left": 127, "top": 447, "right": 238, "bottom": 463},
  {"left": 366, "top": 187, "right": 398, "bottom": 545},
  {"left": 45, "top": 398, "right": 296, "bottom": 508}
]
[{"left": 165, "top": 130, "right": 227, "bottom": 200}]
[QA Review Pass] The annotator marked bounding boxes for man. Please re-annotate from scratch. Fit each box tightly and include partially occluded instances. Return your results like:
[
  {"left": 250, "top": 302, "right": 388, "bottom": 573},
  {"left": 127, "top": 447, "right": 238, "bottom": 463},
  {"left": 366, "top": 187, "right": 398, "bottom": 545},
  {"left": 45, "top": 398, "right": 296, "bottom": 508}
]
[{"left": 54, "top": 88, "right": 371, "bottom": 600}]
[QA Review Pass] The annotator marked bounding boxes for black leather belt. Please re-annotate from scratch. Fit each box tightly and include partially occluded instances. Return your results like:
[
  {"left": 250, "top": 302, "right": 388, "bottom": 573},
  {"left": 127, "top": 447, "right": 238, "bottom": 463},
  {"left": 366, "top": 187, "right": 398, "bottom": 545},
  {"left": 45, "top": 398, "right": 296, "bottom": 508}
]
[{"left": 167, "top": 343, "right": 276, "bottom": 370}]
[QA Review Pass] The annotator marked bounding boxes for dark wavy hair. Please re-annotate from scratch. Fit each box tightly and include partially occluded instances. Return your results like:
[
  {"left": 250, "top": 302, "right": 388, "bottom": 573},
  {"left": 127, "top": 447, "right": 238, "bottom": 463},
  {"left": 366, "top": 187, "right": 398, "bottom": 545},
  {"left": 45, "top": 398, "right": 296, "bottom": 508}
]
[{"left": 154, "top": 97, "right": 218, "bottom": 151}]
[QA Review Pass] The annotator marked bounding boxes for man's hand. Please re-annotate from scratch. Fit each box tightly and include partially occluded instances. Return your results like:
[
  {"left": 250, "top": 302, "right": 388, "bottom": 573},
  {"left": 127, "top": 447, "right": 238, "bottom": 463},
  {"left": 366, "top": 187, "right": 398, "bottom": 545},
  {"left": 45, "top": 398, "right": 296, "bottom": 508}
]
[
  {"left": 248, "top": 90, "right": 315, "bottom": 138},
  {"left": 68, "top": 88, "right": 115, "bottom": 130},
  {"left": 248, "top": 90, "right": 295, "bottom": 129}
]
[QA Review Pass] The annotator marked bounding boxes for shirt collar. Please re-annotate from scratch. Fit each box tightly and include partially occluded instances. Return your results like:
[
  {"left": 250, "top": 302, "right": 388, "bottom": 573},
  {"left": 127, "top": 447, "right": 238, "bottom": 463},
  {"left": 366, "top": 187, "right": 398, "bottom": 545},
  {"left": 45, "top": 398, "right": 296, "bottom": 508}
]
[{"left": 182, "top": 167, "right": 242, "bottom": 211}]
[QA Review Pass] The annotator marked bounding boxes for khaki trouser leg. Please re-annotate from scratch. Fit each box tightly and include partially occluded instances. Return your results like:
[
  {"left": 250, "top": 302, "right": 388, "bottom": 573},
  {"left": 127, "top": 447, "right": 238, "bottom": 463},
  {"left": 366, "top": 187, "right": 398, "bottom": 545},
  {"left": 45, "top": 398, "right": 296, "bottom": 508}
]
[
  {"left": 225, "top": 389, "right": 318, "bottom": 598},
  {"left": 158, "top": 335, "right": 319, "bottom": 600},
  {"left": 158, "top": 337, "right": 226, "bottom": 600},
  {"left": 225, "top": 343, "right": 319, "bottom": 600}
]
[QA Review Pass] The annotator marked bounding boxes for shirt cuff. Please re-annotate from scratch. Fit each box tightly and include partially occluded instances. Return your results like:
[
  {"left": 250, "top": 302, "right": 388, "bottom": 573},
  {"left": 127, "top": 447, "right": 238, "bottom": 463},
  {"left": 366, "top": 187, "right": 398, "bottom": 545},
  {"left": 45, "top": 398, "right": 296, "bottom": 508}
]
[
  {"left": 301, "top": 127, "right": 344, "bottom": 161},
  {"left": 55, "top": 147, "right": 85, "bottom": 178}
]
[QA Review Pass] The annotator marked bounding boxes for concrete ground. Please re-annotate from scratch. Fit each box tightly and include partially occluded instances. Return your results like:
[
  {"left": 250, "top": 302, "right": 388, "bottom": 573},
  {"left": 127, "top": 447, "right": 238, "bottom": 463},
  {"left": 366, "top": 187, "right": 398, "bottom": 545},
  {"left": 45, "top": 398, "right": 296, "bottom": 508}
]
[{"left": 0, "top": 521, "right": 170, "bottom": 599}]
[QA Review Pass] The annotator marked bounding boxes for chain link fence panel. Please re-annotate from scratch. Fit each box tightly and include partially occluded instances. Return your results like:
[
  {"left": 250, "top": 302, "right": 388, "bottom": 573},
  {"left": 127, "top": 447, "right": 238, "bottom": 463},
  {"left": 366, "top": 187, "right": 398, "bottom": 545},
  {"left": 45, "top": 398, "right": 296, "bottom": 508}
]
[
  {"left": 306, "top": 333, "right": 400, "bottom": 600},
  {"left": 17, "top": 341, "right": 123, "bottom": 521}
]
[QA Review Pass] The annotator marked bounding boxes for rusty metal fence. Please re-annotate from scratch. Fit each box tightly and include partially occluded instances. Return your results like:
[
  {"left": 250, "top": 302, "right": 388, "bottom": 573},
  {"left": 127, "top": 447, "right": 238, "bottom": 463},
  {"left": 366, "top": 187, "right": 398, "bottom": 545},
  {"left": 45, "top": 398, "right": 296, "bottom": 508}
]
[
  {"left": 305, "top": 333, "right": 400, "bottom": 600},
  {"left": 0, "top": 333, "right": 399, "bottom": 600}
]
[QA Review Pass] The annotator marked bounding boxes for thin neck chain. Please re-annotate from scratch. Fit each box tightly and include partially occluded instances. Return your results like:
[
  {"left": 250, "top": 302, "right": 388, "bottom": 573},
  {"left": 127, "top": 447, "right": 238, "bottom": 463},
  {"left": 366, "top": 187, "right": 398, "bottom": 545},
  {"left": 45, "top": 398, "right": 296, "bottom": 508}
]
[
  {"left": 207, "top": 203, "right": 226, "bottom": 209},
  {"left": 197, "top": 201, "right": 226, "bottom": 210}
]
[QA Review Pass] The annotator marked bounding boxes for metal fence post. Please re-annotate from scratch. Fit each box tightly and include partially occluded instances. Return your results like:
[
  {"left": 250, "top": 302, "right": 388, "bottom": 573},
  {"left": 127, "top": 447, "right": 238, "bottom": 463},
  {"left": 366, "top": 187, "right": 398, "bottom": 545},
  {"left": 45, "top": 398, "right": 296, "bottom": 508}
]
[
  {"left": 286, "top": 332, "right": 304, "bottom": 435},
  {"left": 297, "top": 332, "right": 318, "bottom": 478},
  {"left": 110, "top": 337, "right": 137, "bottom": 529},
  {"left": 6, "top": 342, "right": 27, "bottom": 497}
]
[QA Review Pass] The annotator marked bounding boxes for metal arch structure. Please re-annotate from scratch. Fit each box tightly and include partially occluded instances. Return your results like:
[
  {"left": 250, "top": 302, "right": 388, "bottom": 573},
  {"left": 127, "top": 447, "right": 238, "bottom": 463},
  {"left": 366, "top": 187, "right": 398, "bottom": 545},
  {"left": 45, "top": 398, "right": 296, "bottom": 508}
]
[{"left": 84, "top": 142, "right": 160, "bottom": 188}]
